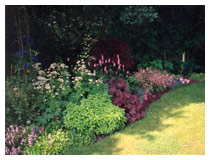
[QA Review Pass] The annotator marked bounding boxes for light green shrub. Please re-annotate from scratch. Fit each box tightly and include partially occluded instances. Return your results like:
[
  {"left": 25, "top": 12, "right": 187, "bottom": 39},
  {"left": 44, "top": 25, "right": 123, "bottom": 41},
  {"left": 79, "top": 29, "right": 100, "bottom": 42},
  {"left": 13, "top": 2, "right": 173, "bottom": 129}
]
[
  {"left": 24, "top": 130, "right": 69, "bottom": 155},
  {"left": 64, "top": 93, "right": 126, "bottom": 146}
]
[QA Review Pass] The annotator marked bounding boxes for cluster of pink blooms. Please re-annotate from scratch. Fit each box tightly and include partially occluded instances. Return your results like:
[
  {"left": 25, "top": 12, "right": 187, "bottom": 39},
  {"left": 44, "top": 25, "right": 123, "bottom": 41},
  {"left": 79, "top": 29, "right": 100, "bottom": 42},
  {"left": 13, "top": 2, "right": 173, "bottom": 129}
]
[
  {"left": 134, "top": 68, "right": 175, "bottom": 90},
  {"left": 88, "top": 54, "right": 129, "bottom": 75},
  {"left": 177, "top": 77, "right": 190, "bottom": 84}
]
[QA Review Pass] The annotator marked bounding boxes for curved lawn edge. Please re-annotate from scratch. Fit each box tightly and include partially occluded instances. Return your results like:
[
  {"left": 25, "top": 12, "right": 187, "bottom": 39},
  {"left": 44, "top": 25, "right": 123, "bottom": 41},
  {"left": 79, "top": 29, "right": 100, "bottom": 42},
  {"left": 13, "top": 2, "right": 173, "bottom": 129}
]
[{"left": 65, "top": 82, "right": 205, "bottom": 155}]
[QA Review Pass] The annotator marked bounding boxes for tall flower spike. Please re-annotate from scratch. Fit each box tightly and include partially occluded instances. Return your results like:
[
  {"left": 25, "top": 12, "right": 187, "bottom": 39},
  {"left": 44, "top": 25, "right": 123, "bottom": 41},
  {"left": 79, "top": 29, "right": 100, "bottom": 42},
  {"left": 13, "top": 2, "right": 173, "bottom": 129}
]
[{"left": 118, "top": 64, "right": 121, "bottom": 70}]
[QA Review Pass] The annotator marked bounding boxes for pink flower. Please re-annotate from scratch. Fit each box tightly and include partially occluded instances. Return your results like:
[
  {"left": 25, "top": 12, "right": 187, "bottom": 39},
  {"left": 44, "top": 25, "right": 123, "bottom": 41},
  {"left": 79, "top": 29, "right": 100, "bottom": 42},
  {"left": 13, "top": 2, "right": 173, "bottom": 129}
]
[
  {"left": 149, "top": 93, "right": 152, "bottom": 96},
  {"left": 93, "top": 70, "right": 96, "bottom": 75},
  {"left": 117, "top": 58, "right": 120, "bottom": 65},
  {"left": 99, "top": 60, "right": 102, "bottom": 66},
  {"left": 162, "top": 81, "right": 165, "bottom": 85},
  {"left": 94, "top": 64, "right": 96, "bottom": 67},
  {"left": 67, "top": 57, "right": 70, "bottom": 62},
  {"left": 108, "top": 58, "right": 111, "bottom": 63},
  {"left": 182, "top": 81, "right": 185, "bottom": 84},
  {"left": 184, "top": 79, "right": 187, "bottom": 81},
  {"left": 54, "top": 116, "right": 59, "bottom": 120},
  {"left": 163, "top": 85, "right": 166, "bottom": 88},
  {"left": 180, "top": 78, "right": 183, "bottom": 81},
  {"left": 41, "top": 126, "right": 44, "bottom": 132},
  {"left": 127, "top": 71, "right": 129, "bottom": 74},
  {"left": 88, "top": 62, "right": 90, "bottom": 66},
  {"left": 104, "top": 66, "right": 107, "bottom": 72},
  {"left": 117, "top": 54, "right": 119, "bottom": 59},
  {"left": 113, "top": 63, "right": 116, "bottom": 67},
  {"left": 140, "top": 101, "right": 143, "bottom": 104},
  {"left": 145, "top": 97, "right": 148, "bottom": 101},
  {"left": 118, "top": 64, "right": 121, "bottom": 70},
  {"left": 146, "top": 67, "right": 149, "bottom": 71},
  {"left": 101, "top": 55, "right": 104, "bottom": 60},
  {"left": 146, "top": 89, "right": 149, "bottom": 93},
  {"left": 105, "top": 60, "right": 107, "bottom": 63}
]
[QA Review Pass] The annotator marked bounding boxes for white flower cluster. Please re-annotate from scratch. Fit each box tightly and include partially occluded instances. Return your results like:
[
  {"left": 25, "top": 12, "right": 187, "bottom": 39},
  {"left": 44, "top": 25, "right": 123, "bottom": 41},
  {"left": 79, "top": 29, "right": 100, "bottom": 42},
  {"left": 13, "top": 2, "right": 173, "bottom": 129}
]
[
  {"left": 72, "top": 58, "right": 103, "bottom": 88},
  {"left": 33, "top": 62, "right": 70, "bottom": 97}
]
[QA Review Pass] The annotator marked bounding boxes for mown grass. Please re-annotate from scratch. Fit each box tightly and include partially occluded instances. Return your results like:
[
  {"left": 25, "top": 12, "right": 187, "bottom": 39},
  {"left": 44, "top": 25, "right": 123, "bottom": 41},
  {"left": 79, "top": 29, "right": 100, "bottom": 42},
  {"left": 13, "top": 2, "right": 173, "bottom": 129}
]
[{"left": 65, "top": 82, "right": 205, "bottom": 155}]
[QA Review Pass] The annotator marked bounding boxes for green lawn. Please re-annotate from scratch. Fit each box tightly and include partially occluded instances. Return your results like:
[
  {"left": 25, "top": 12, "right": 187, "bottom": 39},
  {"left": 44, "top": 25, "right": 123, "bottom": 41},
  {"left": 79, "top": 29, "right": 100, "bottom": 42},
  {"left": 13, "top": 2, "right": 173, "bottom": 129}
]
[{"left": 65, "top": 82, "right": 205, "bottom": 155}]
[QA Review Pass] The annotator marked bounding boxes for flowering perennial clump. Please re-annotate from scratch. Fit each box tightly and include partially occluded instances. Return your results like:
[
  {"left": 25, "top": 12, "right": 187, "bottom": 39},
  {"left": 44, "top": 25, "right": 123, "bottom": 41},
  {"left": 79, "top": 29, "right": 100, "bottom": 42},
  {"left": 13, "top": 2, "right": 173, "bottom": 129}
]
[
  {"left": 72, "top": 58, "right": 103, "bottom": 88},
  {"left": 33, "top": 62, "right": 70, "bottom": 97},
  {"left": 5, "top": 125, "right": 41, "bottom": 155},
  {"left": 91, "top": 39, "right": 135, "bottom": 70},
  {"left": 88, "top": 52, "right": 129, "bottom": 77},
  {"left": 134, "top": 68, "right": 176, "bottom": 90}
]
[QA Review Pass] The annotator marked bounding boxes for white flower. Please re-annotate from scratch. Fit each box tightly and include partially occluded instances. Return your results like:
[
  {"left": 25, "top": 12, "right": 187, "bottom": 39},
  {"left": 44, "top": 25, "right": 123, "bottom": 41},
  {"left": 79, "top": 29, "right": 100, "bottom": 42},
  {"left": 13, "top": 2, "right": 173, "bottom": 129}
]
[
  {"left": 60, "top": 63, "right": 65, "bottom": 68},
  {"left": 37, "top": 76, "right": 47, "bottom": 81},
  {"left": 58, "top": 78, "right": 64, "bottom": 83},
  {"left": 51, "top": 71, "right": 59, "bottom": 75},
  {"left": 39, "top": 70, "right": 45, "bottom": 75},
  {"left": 45, "top": 83, "right": 51, "bottom": 90}
]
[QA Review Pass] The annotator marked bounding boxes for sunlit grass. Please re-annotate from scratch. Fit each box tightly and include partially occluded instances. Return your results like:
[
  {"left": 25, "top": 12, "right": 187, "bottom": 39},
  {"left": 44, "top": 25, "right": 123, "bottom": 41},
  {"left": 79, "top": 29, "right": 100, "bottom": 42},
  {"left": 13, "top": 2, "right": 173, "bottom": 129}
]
[{"left": 65, "top": 82, "right": 205, "bottom": 155}]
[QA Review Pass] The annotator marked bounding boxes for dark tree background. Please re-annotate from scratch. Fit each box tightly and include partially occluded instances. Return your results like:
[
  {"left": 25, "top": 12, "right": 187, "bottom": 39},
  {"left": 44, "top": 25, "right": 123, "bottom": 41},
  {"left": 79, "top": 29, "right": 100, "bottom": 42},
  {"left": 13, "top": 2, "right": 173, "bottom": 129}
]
[{"left": 5, "top": 5, "right": 205, "bottom": 77}]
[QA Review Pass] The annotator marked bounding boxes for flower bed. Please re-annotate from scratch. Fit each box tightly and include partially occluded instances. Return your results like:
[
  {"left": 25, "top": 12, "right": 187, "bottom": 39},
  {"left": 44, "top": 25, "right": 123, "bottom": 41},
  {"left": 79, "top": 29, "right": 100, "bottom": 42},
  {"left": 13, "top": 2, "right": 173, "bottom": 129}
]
[{"left": 6, "top": 52, "right": 196, "bottom": 154}]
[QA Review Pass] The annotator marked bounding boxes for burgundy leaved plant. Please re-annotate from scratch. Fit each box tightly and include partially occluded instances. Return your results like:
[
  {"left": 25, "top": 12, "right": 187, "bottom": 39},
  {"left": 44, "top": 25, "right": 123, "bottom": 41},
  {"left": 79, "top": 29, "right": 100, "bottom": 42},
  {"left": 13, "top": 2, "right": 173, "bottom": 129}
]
[{"left": 107, "top": 77, "right": 146, "bottom": 122}]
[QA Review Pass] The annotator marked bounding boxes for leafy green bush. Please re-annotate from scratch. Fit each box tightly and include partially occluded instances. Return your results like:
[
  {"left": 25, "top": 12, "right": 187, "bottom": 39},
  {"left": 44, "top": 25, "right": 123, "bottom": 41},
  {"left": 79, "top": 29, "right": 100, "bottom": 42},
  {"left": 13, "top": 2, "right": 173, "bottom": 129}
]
[
  {"left": 125, "top": 76, "right": 139, "bottom": 93},
  {"left": 5, "top": 57, "right": 40, "bottom": 127},
  {"left": 189, "top": 73, "right": 205, "bottom": 81},
  {"left": 24, "top": 130, "right": 69, "bottom": 155},
  {"left": 64, "top": 93, "right": 126, "bottom": 146},
  {"left": 137, "top": 59, "right": 174, "bottom": 73}
]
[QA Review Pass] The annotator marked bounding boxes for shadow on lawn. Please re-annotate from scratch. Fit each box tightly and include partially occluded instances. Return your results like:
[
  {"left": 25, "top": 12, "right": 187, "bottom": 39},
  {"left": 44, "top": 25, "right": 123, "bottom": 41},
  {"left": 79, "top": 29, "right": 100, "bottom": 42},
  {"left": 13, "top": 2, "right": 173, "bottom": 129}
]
[{"left": 67, "top": 82, "right": 205, "bottom": 155}]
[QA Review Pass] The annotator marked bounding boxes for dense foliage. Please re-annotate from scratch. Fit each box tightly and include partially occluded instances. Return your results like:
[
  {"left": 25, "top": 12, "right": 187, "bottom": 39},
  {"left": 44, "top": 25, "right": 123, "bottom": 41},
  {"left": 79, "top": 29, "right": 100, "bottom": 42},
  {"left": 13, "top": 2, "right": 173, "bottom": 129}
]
[
  {"left": 6, "top": 6, "right": 204, "bottom": 76},
  {"left": 107, "top": 78, "right": 146, "bottom": 122},
  {"left": 24, "top": 130, "right": 69, "bottom": 155},
  {"left": 64, "top": 93, "right": 126, "bottom": 146}
]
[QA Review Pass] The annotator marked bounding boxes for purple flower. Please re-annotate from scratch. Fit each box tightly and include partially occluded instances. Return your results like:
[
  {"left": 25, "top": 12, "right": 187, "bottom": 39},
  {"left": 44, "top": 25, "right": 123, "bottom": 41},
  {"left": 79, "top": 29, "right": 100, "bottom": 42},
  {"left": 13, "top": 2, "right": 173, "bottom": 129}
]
[{"left": 26, "top": 63, "right": 30, "bottom": 68}]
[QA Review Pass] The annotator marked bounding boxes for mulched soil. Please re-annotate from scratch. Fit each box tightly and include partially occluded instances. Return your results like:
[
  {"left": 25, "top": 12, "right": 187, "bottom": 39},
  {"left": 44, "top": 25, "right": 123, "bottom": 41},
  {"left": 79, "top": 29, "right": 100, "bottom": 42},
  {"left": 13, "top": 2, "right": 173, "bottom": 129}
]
[{"left": 95, "top": 80, "right": 200, "bottom": 142}]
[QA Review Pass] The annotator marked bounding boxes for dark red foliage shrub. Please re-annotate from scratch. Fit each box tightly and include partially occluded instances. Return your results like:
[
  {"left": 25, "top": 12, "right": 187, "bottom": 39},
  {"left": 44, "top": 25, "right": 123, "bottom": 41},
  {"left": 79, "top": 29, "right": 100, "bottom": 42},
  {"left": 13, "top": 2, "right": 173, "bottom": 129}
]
[
  {"left": 107, "top": 77, "right": 146, "bottom": 122},
  {"left": 91, "top": 39, "right": 135, "bottom": 70}
]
